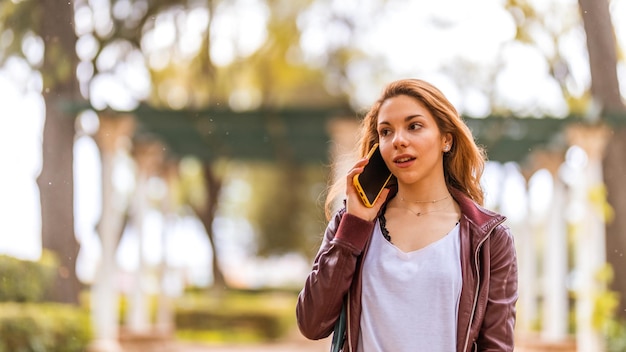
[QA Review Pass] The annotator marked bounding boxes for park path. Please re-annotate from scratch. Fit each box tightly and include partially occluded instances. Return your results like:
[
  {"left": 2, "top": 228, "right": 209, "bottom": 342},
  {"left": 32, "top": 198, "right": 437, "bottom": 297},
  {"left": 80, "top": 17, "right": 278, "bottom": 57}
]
[
  {"left": 173, "top": 340, "right": 329, "bottom": 352},
  {"left": 171, "top": 334, "right": 576, "bottom": 352},
  {"left": 124, "top": 330, "right": 575, "bottom": 352},
  {"left": 166, "top": 329, "right": 331, "bottom": 352}
]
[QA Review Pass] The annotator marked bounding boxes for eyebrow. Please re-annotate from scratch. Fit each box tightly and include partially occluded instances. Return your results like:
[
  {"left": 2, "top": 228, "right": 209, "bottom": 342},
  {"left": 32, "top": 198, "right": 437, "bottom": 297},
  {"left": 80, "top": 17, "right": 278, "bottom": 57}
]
[{"left": 378, "top": 114, "right": 424, "bottom": 126}]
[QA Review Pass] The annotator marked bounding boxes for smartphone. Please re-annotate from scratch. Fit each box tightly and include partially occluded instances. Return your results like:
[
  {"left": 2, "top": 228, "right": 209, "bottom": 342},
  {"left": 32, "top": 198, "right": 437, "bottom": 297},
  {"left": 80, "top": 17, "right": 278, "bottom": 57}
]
[{"left": 353, "top": 143, "right": 393, "bottom": 208}]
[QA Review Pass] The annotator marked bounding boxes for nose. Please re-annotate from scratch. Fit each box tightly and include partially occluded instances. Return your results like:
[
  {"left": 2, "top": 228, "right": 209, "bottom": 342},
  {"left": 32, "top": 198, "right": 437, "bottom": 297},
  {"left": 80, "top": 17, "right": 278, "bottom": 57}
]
[{"left": 392, "top": 130, "right": 408, "bottom": 148}]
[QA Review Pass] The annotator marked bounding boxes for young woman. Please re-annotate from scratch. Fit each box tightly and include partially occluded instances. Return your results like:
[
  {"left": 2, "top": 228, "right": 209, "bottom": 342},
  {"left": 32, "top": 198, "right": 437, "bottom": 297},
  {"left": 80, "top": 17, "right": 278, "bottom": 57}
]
[{"left": 296, "top": 79, "right": 518, "bottom": 351}]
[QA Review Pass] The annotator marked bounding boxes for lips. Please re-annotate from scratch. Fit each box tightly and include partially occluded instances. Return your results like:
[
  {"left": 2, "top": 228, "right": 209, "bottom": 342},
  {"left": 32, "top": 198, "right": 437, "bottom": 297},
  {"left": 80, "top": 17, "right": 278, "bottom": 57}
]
[{"left": 393, "top": 155, "right": 416, "bottom": 164}]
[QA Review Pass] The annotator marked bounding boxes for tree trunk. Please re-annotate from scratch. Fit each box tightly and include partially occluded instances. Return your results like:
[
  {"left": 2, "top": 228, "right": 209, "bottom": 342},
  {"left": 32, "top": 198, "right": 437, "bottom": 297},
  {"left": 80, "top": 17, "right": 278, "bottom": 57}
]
[
  {"left": 578, "top": 0, "right": 623, "bottom": 113},
  {"left": 36, "top": 0, "right": 81, "bottom": 304},
  {"left": 192, "top": 164, "right": 226, "bottom": 289},
  {"left": 578, "top": 0, "right": 626, "bottom": 319},
  {"left": 604, "top": 129, "right": 626, "bottom": 319}
]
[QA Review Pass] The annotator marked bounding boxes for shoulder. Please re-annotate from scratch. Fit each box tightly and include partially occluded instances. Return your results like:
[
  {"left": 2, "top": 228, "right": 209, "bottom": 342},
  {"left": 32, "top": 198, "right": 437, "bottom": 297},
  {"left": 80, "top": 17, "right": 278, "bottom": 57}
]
[
  {"left": 453, "top": 189, "right": 507, "bottom": 233},
  {"left": 491, "top": 222, "right": 514, "bottom": 247}
]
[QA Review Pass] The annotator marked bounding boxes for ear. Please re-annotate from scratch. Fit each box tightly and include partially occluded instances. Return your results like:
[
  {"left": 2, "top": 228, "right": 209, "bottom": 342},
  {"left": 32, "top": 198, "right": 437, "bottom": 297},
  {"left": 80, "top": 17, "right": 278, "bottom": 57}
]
[{"left": 442, "top": 133, "right": 453, "bottom": 152}]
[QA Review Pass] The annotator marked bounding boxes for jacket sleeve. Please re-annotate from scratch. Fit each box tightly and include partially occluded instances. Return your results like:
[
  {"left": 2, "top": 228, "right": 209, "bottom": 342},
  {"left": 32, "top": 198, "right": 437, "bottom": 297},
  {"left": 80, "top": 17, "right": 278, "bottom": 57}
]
[
  {"left": 478, "top": 224, "right": 519, "bottom": 351},
  {"left": 296, "top": 209, "right": 375, "bottom": 340}
]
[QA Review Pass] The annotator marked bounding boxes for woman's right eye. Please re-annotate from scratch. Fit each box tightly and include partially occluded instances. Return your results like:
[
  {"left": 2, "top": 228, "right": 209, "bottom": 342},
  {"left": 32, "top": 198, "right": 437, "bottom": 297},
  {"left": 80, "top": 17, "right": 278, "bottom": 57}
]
[{"left": 378, "top": 129, "right": 391, "bottom": 137}]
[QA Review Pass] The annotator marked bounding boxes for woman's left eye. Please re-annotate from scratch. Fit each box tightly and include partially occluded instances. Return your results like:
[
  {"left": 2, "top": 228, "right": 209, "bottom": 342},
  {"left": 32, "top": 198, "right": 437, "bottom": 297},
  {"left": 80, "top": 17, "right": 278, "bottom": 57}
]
[{"left": 409, "top": 123, "right": 421, "bottom": 130}]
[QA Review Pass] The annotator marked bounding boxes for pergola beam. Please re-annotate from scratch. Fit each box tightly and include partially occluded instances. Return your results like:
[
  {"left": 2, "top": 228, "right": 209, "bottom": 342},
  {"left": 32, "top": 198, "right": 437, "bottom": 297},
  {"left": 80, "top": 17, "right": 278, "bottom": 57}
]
[{"left": 125, "top": 104, "right": 626, "bottom": 164}]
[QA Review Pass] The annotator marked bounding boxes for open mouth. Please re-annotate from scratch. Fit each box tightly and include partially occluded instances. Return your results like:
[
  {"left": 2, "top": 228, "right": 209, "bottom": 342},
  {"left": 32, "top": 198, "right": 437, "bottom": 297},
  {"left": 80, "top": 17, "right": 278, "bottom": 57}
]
[{"left": 394, "top": 156, "right": 415, "bottom": 164}]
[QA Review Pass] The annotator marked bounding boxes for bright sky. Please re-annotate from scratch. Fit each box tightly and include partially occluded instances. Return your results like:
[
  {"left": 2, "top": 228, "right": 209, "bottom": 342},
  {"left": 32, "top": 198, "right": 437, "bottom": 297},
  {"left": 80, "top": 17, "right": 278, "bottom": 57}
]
[{"left": 1, "top": 0, "right": 625, "bottom": 287}]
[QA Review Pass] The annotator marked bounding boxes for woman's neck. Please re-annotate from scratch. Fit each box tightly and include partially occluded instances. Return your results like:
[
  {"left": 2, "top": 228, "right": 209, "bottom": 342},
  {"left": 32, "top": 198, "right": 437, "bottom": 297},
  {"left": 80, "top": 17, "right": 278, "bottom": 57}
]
[{"left": 395, "top": 181, "right": 450, "bottom": 204}]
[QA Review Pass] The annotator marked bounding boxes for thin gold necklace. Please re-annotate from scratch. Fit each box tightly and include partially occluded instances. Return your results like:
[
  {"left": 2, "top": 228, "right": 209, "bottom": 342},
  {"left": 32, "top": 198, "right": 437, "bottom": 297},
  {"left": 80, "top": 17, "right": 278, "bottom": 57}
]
[
  {"left": 399, "top": 194, "right": 450, "bottom": 204},
  {"left": 398, "top": 197, "right": 452, "bottom": 217}
]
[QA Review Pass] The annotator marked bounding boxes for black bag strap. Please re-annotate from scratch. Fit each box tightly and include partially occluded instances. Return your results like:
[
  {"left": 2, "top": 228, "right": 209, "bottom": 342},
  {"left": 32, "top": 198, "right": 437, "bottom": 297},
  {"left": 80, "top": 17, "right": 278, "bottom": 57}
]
[{"left": 330, "top": 297, "right": 347, "bottom": 352}]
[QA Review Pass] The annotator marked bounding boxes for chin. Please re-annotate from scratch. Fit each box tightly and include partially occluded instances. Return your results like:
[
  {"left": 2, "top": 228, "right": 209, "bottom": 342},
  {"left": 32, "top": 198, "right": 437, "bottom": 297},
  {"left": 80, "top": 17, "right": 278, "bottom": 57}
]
[{"left": 395, "top": 174, "right": 422, "bottom": 185}]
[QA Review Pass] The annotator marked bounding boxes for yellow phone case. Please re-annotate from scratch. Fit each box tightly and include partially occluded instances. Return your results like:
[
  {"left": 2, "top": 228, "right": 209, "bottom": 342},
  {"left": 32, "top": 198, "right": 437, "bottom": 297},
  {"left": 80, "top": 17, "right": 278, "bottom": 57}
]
[{"left": 352, "top": 143, "right": 392, "bottom": 208}]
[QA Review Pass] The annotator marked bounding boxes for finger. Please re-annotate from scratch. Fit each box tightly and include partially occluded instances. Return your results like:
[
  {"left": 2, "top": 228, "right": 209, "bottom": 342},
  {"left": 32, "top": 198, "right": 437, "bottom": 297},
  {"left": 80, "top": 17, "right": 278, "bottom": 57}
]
[
  {"left": 374, "top": 188, "right": 391, "bottom": 207},
  {"left": 346, "top": 159, "right": 368, "bottom": 183},
  {"left": 347, "top": 159, "right": 368, "bottom": 174},
  {"left": 345, "top": 173, "right": 360, "bottom": 196}
]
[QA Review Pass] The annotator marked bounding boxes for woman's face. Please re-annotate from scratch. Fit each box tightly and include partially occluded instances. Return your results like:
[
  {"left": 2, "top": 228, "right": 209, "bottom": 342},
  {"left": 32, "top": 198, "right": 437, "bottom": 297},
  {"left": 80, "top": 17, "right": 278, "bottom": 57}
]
[{"left": 376, "top": 94, "right": 451, "bottom": 187}]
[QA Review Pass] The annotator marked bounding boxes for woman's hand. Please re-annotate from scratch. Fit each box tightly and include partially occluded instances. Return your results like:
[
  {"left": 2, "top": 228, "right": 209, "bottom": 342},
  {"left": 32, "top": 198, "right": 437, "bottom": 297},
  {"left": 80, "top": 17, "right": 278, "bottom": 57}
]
[{"left": 346, "top": 158, "right": 390, "bottom": 222}]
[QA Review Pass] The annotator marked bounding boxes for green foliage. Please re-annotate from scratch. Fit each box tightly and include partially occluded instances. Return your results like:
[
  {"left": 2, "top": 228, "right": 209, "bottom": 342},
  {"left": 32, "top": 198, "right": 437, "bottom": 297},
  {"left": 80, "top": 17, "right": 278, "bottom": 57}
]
[
  {"left": 0, "top": 252, "right": 57, "bottom": 302},
  {"left": 0, "top": 0, "right": 40, "bottom": 65},
  {"left": 174, "top": 156, "right": 209, "bottom": 211},
  {"left": 41, "top": 41, "right": 74, "bottom": 87},
  {"left": 0, "top": 302, "right": 92, "bottom": 352},
  {"left": 174, "top": 289, "right": 297, "bottom": 343},
  {"left": 504, "top": 0, "right": 592, "bottom": 115},
  {"left": 246, "top": 162, "right": 328, "bottom": 258},
  {"left": 607, "top": 319, "right": 626, "bottom": 352},
  {"left": 591, "top": 264, "right": 624, "bottom": 349},
  {"left": 593, "top": 288, "right": 620, "bottom": 331},
  {"left": 117, "top": 293, "right": 160, "bottom": 326}
]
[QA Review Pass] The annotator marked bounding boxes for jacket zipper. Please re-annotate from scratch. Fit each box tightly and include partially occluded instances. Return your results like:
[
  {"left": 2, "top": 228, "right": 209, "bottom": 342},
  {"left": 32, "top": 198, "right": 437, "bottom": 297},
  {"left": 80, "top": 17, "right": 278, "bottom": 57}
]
[{"left": 462, "top": 219, "right": 505, "bottom": 351}]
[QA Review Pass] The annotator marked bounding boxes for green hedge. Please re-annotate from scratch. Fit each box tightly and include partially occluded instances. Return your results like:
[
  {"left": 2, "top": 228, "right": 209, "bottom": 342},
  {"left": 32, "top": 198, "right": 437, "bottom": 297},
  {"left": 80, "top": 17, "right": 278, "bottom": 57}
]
[
  {"left": 0, "top": 252, "right": 57, "bottom": 302},
  {"left": 174, "top": 289, "right": 297, "bottom": 343},
  {"left": 0, "top": 303, "right": 92, "bottom": 352},
  {"left": 175, "top": 309, "right": 284, "bottom": 340}
]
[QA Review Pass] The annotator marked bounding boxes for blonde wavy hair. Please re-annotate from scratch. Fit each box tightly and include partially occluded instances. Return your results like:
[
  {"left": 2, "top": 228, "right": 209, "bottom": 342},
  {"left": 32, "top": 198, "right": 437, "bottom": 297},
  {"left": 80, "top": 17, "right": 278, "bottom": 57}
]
[{"left": 325, "top": 78, "right": 486, "bottom": 219}]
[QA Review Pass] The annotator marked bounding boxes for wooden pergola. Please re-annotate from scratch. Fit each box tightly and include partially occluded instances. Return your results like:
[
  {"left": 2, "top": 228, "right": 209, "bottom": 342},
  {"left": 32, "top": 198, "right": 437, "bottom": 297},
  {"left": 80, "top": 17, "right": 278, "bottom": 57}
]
[
  {"left": 130, "top": 104, "right": 626, "bottom": 165},
  {"left": 131, "top": 105, "right": 352, "bottom": 164}
]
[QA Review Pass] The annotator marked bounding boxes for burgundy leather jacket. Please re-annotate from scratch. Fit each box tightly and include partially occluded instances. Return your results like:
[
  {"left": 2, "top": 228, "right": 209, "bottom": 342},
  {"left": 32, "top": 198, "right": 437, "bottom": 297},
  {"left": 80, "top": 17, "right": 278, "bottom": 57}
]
[{"left": 296, "top": 188, "right": 518, "bottom": 351}]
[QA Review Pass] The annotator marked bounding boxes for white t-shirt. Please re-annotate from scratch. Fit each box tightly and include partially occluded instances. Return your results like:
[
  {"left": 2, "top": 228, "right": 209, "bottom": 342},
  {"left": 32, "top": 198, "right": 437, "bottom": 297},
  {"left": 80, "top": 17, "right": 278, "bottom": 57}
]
[{"left": 357, "top": 220, "right": 462, "bottom": 352}]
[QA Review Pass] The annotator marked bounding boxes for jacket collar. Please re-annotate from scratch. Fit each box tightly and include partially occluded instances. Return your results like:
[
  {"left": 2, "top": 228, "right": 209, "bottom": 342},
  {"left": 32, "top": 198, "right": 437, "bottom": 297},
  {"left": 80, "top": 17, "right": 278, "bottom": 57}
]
[{"left": 449, "top": 187, "right": 506, "bottom": 238}]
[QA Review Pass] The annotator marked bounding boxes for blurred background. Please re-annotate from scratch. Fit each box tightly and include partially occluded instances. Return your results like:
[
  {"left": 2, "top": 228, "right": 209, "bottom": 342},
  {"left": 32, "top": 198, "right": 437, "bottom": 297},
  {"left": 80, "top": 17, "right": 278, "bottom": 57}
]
[{"left": 1, "top": 0, "right": 626, "bottom": 351}]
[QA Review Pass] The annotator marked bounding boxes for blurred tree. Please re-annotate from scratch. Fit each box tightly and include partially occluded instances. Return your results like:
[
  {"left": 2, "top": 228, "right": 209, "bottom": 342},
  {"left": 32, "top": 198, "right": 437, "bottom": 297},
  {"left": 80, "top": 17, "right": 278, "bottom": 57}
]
[
  {"left": 38, "top": 0, "right": 82, "bottom": 305},
  {"left": 505, "top": 0, "right": 626, "bottom": 320},
  {"left": 503, "top": 0, "right": 590, "bottom": 113},
  {"left": 0, "top": 0, "right": 82, "bottom": 304},
  {"left": 577, "top": 0, "right": 626, "bottom": 321},
  {"left": 1, "top": 0, "right": 379, "bottom": 292},
  {"left": 76, "top": 0, "right": 352, "bottom": 286},
  {"left": 239, "top": 0, "right": 344, "bottom": 259},
  {"left": 141, "top": 0, "right": 229, "bottom": 289},
  {"left": 578, "top": 0, "right": 624, "bottom": 113},
  {"left": 246, "top": 163, "right": 327, "bottom": 259}
]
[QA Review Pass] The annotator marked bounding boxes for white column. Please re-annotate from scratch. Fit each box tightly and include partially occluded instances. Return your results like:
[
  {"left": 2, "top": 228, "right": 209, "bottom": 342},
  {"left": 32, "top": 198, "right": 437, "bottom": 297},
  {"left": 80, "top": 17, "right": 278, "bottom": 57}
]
[
  {"left": 155, "top": 163, "right": 178, "bottom": 334},
  {"left": 89, "top": 114, "right": 135, "bottom": 352},
  {"left": 514, "top": 217, "right": 537, "bottom": 333},
  {"left": 567, "top": 125, "right": 610, "bottom": 352},
  {"left": 524, "top": 150, "right": 570, "bottom": 342},
  {"left": 500, "top": 163, "right": 535, "bottom": 332},
  {"left": 126, "top": 141, "right": 164, "bottom": 333},
  {"left": 125, "top": 172, "right": 150, "bottom": 332},
  {"left": 542, "top": 176, "right": 569, "bottom": 341}
]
